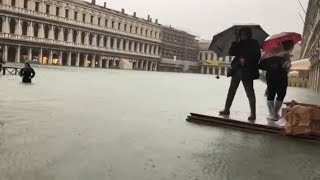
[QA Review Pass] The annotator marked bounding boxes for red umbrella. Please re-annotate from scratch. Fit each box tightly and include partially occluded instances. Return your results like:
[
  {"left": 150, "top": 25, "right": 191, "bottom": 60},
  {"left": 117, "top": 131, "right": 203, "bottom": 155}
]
[{"left": 262, "top": 32, "right": 301, "bottom": 52}]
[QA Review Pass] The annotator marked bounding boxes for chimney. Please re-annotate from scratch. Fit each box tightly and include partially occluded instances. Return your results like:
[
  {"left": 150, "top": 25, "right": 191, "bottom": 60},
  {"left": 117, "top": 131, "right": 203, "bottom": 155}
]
[
  {"left": 133, "top": 12, "right": 136, "bottom": 17},
  {"left": 91, "top": 0, "right": 96, "bottom": 5},
  {"left": 155, "top": 19, "right": 158, "bottom": 24},
  {"left": 104, "top": 2, "right": 107, "bottom": 7},
  {"left": 121, "top": 8, "right": 125, "bottom": 14}
]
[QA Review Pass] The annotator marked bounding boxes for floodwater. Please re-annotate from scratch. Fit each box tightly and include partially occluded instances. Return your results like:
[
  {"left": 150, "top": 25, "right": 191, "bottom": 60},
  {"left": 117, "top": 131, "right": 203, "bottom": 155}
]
[{"left": 0, "top": 66, "right": 320, "bottom": 180}]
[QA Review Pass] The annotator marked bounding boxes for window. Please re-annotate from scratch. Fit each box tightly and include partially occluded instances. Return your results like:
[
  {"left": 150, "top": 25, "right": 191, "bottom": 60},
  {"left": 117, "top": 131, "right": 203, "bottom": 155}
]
[
  {"left": 130, "top": 26, "right": 133, "bottom": 33},
  {"left": 11, "top": 0, "right": 15, "bottom": 6},
  {"left": 74, "top": 11, "right": 78, "bottom": 20},
  {"left": 90, "top": 15, "right": 94, "bottom": 24},
  {"left": 105, "top": 19, "right": 108, "bottom": 27},
  {"left": 140, "top": 28, "right": 143, "bottom": 35},
  {"left": 135, "top": 27, "right": 138, "bottom": 34},
  {"left": 211, "top": 53, "right": 214, "bottom": 60},
  {"left": 56, "top": 7, "right": 60, "bottom": 16},
  {"left": 155, "top": 32, "right": 158, "bottom": 38},
  {"left": 35, "top": 2, "right": 40, "bottom": 12},
  {"left": 98, "top": 17, "right": 101, "bottom": 26},
  {"left": 83, "top": 14, "right": 86, "bottom": 22},
  {"left": 24, "top": 0, "right": 28, "bottom": 9},
  {"left": 118, "top": 22, "right": 121, "bottom": 29},
  {"left": 205, "top": 53, "right": 208, "bottom": 60},
  {"left": 111, "top": 21, "right": 115, "bottom": 29},
  {"left": 46, "top": 4, "right": 50, "bottom": 14},
  {"left": 65, "top": 9, "right": 69, "bottom": 18},
  {"left": 124, "top": 24, "right": 127, "bottom": 31},
  {"left": 151, "top": 31, "right": 153, "bottom": 38},
  {"left": 145, "top": 30, "right": 148, "bottom": 36}
]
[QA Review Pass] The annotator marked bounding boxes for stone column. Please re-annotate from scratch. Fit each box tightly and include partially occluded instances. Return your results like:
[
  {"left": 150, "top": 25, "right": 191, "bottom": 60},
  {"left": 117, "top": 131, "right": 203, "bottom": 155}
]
[
  {"left": 15, "top": 19, "right": 22, "bottom": 35},
  {"left": 27, "top": 21, "right": 34, "bottom": 37},
  {"left": 48, "top": 50, "right": 53, "bottom": 64},
  {"left": 3, "top": 45, "right": 8, "bottom": 62},
  {"left": 206, "top": 66, "right": 209, "bottom": 74},
  {"left": 218, "top": 67, "right": 221, "bottom": 75},
  {"left": 145, "top": 61, "right": 149, "bottom": 71},
  {"left": 3, "top": 17, "right": 9, "bottom": 33},
  {"left": 58, "top": 27, "right": 64, "bottom": 41},
  {"left": 106, "top": 59, "right": 109, "bottom": 68},
  {"left": 76, "top": 53, "right": 80, "bottom": 67},
  {"left": 140, "top": 60, "right": 144, "bottom": 69},
  {"left": 92, "top": 34, "right": 97, "bottom": 46},
  {"left": 39, "top": 23, "right": 44, "bottom": 38},
  {"left": 146, "top": 44, "right": 150, "bottom": 54},
  {"left": 59, "top": 51, "right": 62, "bottom": 65},
  {"left": 28, "top": 47, "right": 32, "bottom": 61},
  {"left": 84, "top": 54, "right": 88, "bottom": 67},
  {"left": 131, "top": 41, "right": 135, "bottom": 51},
  {"left": 113, "top": 37, "right": 118, "bottom": 49},
  {"left": 119, "top": 39, "right": 123, "bottom": 50},
  {"left": 91, "top": 55, "right": 96, "bottom": 68},
  {"left": 99, "top": 56, "right": 102, "bottom": 68},
  {"left": 15, "top": 45, "right": 21, "bottom": 63},
  {"left": 154, "top": 62, "right": 158, "bottom": 71},
  {"left": 99, "top": 35, "right": 104, "bottom": 47},
  {"left": 112, "top": 59, "right": 116, "bottom": 67},
  {"left": 85, "top": 32, "right": 89, "bottom": 45},
  {"left": 136, "top": 42, "right": 140, "bottom": 52},
  {"left": 201, "top": 66, "right": 204, "bottom": 74},
  {"left": 67, "top": 52, "right": 72, "bottom": 66},
  {"left": 155, "top": 46, "right": 159, "bottom": 55},
  {"left": 141, "top": 43, "right": 145, "bottom": 53},
  {"left": 67, "top": 29, "right": 73, "bottom": 42},
  {"left": 38, "top": 48, "right": 43, "bottom": 64},
  {"left": 77, "top": 30, "right": 82, "bottom": 44},
  {"left": 107, "top": 36, "right": 111, "bottom": 48},
  {"left": 150, "top": 45, "right": 154, "bottom": 54},
  {"left": 125, "top": 40, "right": 129, "bottom": 51},
  {"left": 48, "top": 25, "right": 54, "bottom": 39}
]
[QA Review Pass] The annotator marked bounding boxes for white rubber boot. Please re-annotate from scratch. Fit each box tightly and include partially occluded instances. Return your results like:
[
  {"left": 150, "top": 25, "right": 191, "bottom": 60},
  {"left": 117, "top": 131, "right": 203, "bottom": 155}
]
[
  {"left": 274, "top": 101, "right": 283, "bottom": 120},
  {"left": 267, "top": 101, "right": 276, "bottom": 121}
]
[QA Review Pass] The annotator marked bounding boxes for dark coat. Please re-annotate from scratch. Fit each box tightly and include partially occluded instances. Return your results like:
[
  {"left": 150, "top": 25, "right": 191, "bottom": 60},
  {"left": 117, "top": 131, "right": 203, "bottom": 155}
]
[
  {"left": 227, "top": 39, "right": 261, "bottom": 81},
  {"left": 259, "top": 56, "right": 288, "bottom": 88},
  {"left": 19, "top": 67, "right": 36, "bottom": 83}
]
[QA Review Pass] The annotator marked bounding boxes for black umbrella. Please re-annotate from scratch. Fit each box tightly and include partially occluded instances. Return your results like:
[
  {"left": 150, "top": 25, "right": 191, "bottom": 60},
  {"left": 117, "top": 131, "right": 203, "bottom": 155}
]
[{"left": 209, "top": 24, "right": 269, "bottom": 57}]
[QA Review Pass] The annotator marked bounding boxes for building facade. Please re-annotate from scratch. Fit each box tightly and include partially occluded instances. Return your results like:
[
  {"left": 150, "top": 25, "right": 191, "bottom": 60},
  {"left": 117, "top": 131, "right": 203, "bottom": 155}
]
[
  {"left": 198, "top": 40, "right": 231, "bottom": 76},
  {"left": 158, "top": 26, "right": 199, "bottom": 72},
  {"left": 301, "top": 0, "right": 320, "bottom": 93},
  {"left": 0, "top": 0, "right": 163, "bottom": 71}
]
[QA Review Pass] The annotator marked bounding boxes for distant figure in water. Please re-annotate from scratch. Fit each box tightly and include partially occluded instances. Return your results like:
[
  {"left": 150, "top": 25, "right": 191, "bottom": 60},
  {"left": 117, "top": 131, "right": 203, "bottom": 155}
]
[{"left": 19, "top": 63, "right": 35, "bottom": 83}]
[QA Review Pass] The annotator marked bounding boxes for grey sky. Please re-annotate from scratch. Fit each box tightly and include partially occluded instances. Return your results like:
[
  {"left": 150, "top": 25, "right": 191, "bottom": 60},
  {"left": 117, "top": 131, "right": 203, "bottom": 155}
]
[{"left": 87, "top": 0, "right": 309, "bottom": 40}]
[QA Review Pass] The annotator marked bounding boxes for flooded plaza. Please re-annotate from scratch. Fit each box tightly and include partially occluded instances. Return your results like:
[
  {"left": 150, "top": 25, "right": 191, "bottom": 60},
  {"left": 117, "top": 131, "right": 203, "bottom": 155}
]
[{"left": 0, "top": 66, "right": 320, "bottom": 180}]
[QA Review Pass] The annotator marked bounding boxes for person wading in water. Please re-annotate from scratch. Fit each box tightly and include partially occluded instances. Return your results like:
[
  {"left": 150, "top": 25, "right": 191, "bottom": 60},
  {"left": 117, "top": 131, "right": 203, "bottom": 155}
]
[
  {"left": 219, "top": 27, "right": 261, "bottom": 121},
  {"left": 19, "top": 63, "right": 36, "bottom": 83}
]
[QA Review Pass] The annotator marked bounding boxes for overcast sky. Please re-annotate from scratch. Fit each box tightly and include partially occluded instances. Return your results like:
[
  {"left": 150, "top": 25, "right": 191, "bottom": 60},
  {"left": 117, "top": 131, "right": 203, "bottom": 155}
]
[{"left": 87, "top": 0, "right": 309, "bottom": 40}]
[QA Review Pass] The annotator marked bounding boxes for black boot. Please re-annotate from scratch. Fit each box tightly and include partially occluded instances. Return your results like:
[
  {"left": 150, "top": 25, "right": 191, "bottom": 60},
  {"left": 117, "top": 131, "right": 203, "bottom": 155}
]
[
  {"left": 219, "top": 98, "right": 233, "bottom": 116},
  {"left": 248, "top": 100, "right": 256, "bottom": 121}
]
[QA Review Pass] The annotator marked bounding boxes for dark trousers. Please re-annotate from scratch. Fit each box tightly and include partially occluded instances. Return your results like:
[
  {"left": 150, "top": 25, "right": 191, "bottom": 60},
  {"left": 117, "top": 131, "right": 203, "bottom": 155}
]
[
  {"left": 224, "top": 70, "right": 256, "bottom": 115},
  {"left": 267, "top": 80, "right": 287, "bottom": 101}
]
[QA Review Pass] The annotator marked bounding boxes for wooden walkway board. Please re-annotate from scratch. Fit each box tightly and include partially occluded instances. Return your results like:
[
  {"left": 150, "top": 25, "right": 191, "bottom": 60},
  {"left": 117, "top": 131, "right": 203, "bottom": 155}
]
[{"left": 187, "top": 112, "right": 320, "bottom": 142}]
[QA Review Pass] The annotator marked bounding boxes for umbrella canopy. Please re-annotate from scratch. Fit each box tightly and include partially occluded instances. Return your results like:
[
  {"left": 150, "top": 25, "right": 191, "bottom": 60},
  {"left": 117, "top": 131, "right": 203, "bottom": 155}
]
[
  {"left": 208, "top": 24, "right": 269, "bottom": 57},
  {"left": 262, "top": 32, "right": 301, "bottom": 53}
]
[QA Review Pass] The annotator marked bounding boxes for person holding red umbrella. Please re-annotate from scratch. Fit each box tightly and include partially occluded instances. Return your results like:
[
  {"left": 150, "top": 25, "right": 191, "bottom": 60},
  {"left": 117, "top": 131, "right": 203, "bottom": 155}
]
[{"left": 259, "top": 32, "right": 301, "bottom": 121}]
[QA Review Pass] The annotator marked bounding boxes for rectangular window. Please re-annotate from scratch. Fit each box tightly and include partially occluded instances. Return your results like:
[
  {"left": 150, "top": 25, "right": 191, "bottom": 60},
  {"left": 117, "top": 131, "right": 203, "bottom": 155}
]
[
  {"left": 90, "top": 15, "right": 94, "bottom": 24},
  {"left": 98, "top": 17, "right": 101, "bottom": 26},
  {"left": 105, "top": 19, "right": 108, "bottom": 27},
  {"left": 135, "top": 27, "right": 138, "bottom": 34},
  {"left": 24, "top": 0, "right": 28, "bottom": 9},
  {"left": 145, "top": 30, "right": 148, "bottom": 36},
  {"left": 130, "top": 26, "right": 133, "bottom": 33},
  {"left": 118, "top": 23, "right": 121, "bottom": 29},
  {"left": 46, "top": 4, "right": 50, "bottom": 14},
  {"left": 205, "top": 53, "right": 208, "bottom": 60},
  {"left": 74, "top": 11, "right": 78, "bottom": 20},
  {"left": 56, "top": 7, "right": 60, "bottom": 16},
  {"left": 83, "top": 14, "right": 86, "bottom": 22},
  {"left": 65, "top": 9, "right": 69, "bottom": 18},
  {"left": 124, "top": 24, "right": 127, "bottom": 31},
  {"left": 112, "top": 21, "right": 115, "bottom": 29},
  {"left": 35, "top": 2, "right": 40, "bottom": 12},
  {"left": 11, "top": 0, "right": 15, "bottom": 6},
  {"left": 140, "top": 28, "right": 143, "bottom": 35}
]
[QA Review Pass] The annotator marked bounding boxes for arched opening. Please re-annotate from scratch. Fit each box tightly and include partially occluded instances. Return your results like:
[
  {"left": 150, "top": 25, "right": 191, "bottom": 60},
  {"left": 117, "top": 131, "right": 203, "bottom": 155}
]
[
  {"left": 89, "top": 33, "right": 93, "bottom": 45},
  {"left": 0, "top": 18, "right": 3, "bottom": 32},
  {"left": 115, "top": 60, "right": 120, "bottom": 68},
  {"left": 80, "top": 54, "right": 86, "bottom": 67},
  {"left": 21, "top": 21, "right": 28, "bottom": 35},
  {"left": 214, "top": 67, "right": 219, "bottom": 75},
  {"left": 152, "top": 63, "right": 156, "bottom": 71},
  {"left": 81, "top": 32, "right": 85, "bottom": 44},
  {"left": 54, "top": 26, "right": 59, "bottom": 40},
  {"left": 7, "top": 46, "right": 16, "bottom": 62},
  {"left": 108, "top": 59, "right": 114, "bottom": 68},
  {"left": 117, "top": 38, "right": 121, "bottom": 49},
  {"left": 87, "top": 54, "right": 94, "bottom": 67},
  {"left": 44, "top": 24, "right": 50, "bottom": 39},
  {"left": 221, "top": 68, "right": 225, "bottom": 76},
  {"left": 132, "top": 61, "right": 137, "bottom": 69},
  {"left": 209, "top": 67, "right": 213, "bottom": 74},
  {"left": 63, "top": 28, "right": 68, "bottom": 41},
  {"left": 31, "top": 48, "right": 39, "bottom": 61},
  {"left": 71, "top": 53, "right": 77, "bottom": 66},
  {"left": 148, "top": 62, "right": 152, "bottom": 71},
  {"left": 102, "top": 58, "right": 107, "bottom": 68},
  {"left": 73, "top": 30, "right": 77, "bottom": 43},
  {"left": 62, "top": 52, "right": 68, "bottom": 66},
  {"left": 42, "top": 49, "right": 49, "bottom": 64},
  {"left": 94, "top": 55, "right": 99, "bottom": 68},
  {"left": 9, "top": 18, "right": 16, "bottom": 34},
  {"left": 20, "top": 47, "right": 28, "bottom": 63},
  {"left": 33, "top": 23, "right": 39, "bottom": 37},
  {"left": 52, "top": 51, "right": 59, "bottom": 65}
]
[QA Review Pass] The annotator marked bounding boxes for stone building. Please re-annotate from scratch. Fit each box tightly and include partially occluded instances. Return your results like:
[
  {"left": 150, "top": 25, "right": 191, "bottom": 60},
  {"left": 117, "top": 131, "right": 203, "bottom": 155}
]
[
  {"left": 198, "top": 40, "right": 231, "bottom": 76},
  {"left": 301, "top": 0, "right": 320, "bottom": 93},
  {"left": 0, "top": 0, "right": 163, "bottom": 71},
  {"left": 158, "top": 26, "right": 199, "bottom": 72}
]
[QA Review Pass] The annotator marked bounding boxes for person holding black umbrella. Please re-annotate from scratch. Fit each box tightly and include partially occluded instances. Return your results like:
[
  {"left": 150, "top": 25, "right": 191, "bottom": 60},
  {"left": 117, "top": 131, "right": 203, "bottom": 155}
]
[{"left": 219, "top": 27, "right": 261, "bottom": 121}]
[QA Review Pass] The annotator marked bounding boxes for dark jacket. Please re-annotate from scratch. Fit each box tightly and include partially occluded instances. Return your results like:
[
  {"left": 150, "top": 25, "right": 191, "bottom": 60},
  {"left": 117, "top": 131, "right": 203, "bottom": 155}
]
[
  {"left": 228, "top": 39, "right": 261, "bottom": 81},
  {"left": 19, "top": 67, "right": 36, "bottom": 83},
  {"left": 259, "top": 56, "right": 288, "bottom": 88}
]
